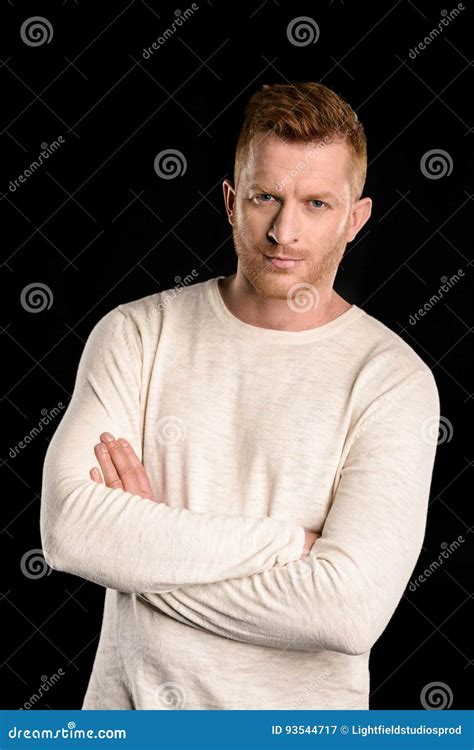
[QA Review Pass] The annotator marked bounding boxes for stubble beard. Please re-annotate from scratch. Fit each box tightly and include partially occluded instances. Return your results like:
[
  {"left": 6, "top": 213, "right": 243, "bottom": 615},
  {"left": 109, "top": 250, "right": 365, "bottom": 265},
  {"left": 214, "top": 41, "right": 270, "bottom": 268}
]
[{"left": 231, "top": 220, "right": 349, "bottom": 301}]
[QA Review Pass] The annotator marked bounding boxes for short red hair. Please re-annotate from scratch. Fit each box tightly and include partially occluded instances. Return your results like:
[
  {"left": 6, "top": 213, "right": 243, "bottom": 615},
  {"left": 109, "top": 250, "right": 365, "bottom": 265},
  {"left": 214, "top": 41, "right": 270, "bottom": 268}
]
[{"left": 234, "top": 81, "right": 367, "bottom": 200}]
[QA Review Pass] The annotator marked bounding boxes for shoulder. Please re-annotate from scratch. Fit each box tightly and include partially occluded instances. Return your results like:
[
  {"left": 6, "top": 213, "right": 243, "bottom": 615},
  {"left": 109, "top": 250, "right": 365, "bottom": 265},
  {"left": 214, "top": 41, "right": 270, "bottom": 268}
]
[
  {"left": 353, "top": 306, "right": 435, "bottom": 377},
  {"left": 87, "top": 277, "right": 210, "bottom": 360},
  {"left": 116, "top": 276, "right": 207, "bottom": 328},
  {"left": 349, "top": 306, "right": 440, "bottom": 420}
]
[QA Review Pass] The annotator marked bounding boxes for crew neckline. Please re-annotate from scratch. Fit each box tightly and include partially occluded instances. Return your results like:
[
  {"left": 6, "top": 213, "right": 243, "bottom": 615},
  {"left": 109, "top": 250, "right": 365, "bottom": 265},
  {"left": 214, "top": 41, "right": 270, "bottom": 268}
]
[{"left": 207, "top": 276, "right": 364, "bottom": 344}]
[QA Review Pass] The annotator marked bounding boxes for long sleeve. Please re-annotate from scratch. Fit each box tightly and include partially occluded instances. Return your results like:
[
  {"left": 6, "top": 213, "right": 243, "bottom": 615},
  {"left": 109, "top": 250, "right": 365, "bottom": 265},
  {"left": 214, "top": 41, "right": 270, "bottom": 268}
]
[
  {"left": 138, "top": 367, "right": 440, "bottom": 655},
  {"left": 40, "top": 306, "right": 306, "bottom": 593}
]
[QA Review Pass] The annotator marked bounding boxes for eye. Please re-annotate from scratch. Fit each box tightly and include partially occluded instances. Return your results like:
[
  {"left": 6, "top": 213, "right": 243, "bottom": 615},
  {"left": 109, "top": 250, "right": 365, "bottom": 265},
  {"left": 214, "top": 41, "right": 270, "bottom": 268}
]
[
  {"left": 309, "top": 199, "right": 328, "bottom": 209},
  {"left": 254, "top": 193, "right": 276, "bottom": 203}
]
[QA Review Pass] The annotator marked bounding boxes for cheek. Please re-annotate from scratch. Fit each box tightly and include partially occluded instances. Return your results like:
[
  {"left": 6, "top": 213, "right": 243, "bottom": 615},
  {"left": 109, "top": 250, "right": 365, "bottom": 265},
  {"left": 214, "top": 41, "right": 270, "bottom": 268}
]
[
  {"left": 234, "top": 201, "right": 249, "bottom": 230},
  {"left": 321, "top": 211, "right": 351, "bottom": 236},
  {"left": 236, "top": 203, "right": 263, "bottom": 237},
  {"left": 304, "top": 212, "right": 340, "bottom": 238}
]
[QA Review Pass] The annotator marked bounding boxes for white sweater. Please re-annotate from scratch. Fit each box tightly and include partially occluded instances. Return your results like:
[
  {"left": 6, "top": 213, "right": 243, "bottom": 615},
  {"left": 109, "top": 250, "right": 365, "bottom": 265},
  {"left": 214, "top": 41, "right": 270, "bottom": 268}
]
[{"left": 40, "top": 275, "right": 440, "bottom": 709}]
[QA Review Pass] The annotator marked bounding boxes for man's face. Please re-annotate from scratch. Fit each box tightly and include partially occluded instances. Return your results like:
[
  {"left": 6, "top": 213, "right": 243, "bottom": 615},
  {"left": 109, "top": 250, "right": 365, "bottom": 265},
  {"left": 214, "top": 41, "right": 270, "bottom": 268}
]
[{"left": 223, "top": 134, "right": 372, "bottom": 299}]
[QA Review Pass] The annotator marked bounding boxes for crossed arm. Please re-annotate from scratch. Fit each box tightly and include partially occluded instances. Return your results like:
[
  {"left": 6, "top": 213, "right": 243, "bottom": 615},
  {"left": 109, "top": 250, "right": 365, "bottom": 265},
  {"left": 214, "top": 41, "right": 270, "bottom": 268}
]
[
  {"left": 41, "top": 306, "right": 440, "bottom": 655},
  {"left": 89, "top": 363, "right": 440, "bottom": 656},
  {"left": 40, "top": 308, "right": 308, "bottom": 594},
  {"left": 89, "top": 431, "right": 318, "bottom": 565}
]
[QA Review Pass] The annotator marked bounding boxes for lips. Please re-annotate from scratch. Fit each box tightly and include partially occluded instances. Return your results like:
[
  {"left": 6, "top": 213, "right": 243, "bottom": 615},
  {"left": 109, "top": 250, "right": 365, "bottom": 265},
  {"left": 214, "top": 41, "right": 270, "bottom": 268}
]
[{"left": 264, "top": 255, "right": 304, "bottom": 269}]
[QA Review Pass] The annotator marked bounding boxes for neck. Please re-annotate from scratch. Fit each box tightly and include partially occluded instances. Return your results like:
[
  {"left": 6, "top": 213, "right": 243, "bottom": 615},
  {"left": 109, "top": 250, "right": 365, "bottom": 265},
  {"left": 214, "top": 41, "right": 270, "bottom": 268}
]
[{"left": 218, "top": 272, "right": 352, "bottom": 332}]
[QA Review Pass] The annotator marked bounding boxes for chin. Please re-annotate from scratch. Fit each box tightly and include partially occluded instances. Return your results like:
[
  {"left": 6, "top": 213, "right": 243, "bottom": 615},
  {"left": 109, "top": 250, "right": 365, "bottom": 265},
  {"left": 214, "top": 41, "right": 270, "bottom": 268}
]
[{"left": 252, "top": 274, "right": 301, "bottom": 300}]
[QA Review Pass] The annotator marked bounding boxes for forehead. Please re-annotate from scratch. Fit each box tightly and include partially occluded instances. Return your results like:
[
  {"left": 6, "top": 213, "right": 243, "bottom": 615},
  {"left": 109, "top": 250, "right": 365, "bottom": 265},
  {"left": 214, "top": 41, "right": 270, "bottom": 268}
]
[{"left": 241, "top": 134, "right": 352, "bottom": 190}]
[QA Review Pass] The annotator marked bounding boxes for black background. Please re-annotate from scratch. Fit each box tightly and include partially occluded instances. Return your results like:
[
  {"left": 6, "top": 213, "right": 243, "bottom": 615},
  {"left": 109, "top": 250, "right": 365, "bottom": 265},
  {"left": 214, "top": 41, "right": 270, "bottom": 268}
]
[{"left": 1, "top": 0, "right": 472, "bottom": 710}]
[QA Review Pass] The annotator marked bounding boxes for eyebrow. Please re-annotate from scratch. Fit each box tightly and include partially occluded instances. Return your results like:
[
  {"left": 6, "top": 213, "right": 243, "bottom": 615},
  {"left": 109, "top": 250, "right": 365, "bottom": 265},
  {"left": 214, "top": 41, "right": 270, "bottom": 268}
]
[{"left": 249, "top": 183, "right": 339, "bottom": 202}]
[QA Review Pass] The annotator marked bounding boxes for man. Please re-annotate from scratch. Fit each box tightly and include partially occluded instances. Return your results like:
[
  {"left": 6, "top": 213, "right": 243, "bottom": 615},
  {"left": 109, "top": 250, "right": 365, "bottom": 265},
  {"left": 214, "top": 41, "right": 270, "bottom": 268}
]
[{"left": 40, "top": 82, "right": 440, "bottom": 709}]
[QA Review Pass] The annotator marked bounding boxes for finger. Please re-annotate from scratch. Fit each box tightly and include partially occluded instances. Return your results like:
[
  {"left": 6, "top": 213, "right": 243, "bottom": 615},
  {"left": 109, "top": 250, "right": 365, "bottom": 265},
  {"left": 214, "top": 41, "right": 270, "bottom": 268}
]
[
  {"left": 90, "top": 467, "right": 103, "bottom": 483},
  {"left": 98, "top": 435, "right": 142, "bottom": 495},
  {"left": 117, "top": 438, "right": 155, "bottom": 500},
  {"left": 94, "top": 442, "right": 125, "bottom": 491}
]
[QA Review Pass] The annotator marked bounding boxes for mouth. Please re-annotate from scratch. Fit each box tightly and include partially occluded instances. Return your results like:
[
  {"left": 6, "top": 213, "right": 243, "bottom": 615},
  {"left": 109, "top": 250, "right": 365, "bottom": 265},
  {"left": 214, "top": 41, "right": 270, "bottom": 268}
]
[{"left": 264, "top": 254, "right": 304, "bottom": 270}]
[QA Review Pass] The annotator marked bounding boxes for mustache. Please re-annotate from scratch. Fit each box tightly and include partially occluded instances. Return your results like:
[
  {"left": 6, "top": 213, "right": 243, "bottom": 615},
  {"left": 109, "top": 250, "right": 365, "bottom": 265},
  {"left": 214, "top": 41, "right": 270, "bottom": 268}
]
[
  {"left": 264, "top": 253, "right": 305, "bottom": 260},
  {"left": 257, "top": 246, "right": 307, "bottom": 260}
]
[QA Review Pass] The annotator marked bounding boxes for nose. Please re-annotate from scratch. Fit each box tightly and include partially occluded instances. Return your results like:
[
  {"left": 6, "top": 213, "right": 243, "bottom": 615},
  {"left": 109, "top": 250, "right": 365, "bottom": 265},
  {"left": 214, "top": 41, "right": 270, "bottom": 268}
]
[{"left": 267, "top": 204, "right": 300, "bottom": 246}]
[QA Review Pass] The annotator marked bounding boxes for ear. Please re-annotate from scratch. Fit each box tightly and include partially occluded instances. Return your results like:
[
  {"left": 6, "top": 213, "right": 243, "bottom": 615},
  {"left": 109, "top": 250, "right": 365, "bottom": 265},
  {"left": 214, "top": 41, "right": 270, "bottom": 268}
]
[
  {"left": 346, "top": 196, "right": 372, "bottom": 242},
  {"left": 222, "top": 178, "right": 236, "bottom": 226}
]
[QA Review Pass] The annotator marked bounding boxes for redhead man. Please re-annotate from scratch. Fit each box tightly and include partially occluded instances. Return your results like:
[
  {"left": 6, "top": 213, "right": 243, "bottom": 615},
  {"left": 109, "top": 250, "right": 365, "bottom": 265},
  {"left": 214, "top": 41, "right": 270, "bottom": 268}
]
[{"left": 41, "top": 82, "right": 440, "bottom": 710}]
